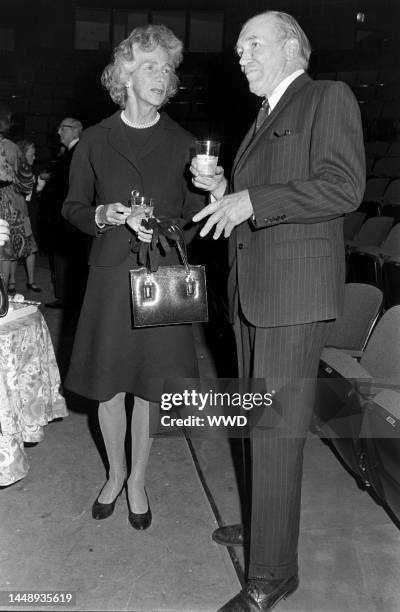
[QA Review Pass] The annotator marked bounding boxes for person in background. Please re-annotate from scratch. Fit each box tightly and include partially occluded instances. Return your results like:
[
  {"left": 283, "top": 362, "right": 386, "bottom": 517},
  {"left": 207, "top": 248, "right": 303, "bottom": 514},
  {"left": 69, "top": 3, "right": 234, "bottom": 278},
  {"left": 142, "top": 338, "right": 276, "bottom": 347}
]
[
  {"left": 41, "top": 117, "right": 85, "bottom": 308},
  {"left": 0, "top": 103, "right": 39, "bottom": 294},
  {"left": 17, "top": 140, "right": 47, "bottom": 247},
  {"left": 7, "top": 140, "right": 48, "bottom": 293},
  {"left": 62, "top": 25, "right": 204, "bottom": 530},
  {"left": 191, "top": 10, "right": 365, "bottom": 612}
]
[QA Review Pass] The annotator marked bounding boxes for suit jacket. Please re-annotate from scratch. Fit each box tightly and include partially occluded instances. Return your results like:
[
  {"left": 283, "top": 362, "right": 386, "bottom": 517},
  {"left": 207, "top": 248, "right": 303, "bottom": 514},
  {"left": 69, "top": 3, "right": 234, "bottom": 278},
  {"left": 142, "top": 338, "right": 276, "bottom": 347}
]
[
  {"left": 229, "top": 74, "right": 366, "bottom": 327},
  {"left": 41, "top": 143, "right": 79, "bottom": 251},
  {"left": 62, "top": 112, "right": 204, "bottom": 267}
]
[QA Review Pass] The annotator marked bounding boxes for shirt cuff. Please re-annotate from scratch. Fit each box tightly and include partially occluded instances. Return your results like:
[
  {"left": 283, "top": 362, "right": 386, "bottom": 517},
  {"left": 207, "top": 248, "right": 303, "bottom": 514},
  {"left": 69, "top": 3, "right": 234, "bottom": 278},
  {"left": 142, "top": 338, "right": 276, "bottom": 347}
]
[{"left": 95, "top": 205, "right": 106, "bottom": 229}]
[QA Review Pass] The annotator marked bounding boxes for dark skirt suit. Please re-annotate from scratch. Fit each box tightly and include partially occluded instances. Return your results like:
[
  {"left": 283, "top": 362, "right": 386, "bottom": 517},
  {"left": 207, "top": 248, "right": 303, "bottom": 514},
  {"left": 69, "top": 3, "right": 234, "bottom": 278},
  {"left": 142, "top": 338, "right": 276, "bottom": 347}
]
[{"left": 62, "top": 112, "right": 205, "bottom": 403}]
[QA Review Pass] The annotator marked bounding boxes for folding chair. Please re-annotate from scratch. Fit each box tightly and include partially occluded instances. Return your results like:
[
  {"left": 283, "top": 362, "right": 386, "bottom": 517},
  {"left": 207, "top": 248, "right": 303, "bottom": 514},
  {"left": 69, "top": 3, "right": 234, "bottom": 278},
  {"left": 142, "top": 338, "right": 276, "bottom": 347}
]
[
  {"left": 348, "top": 223, "right": 400, "bottom": 287},
  {"left": 382, "top": 178, "right": 400, "bottom": 204},
  {"left": 363, "top": 177, "right": 390, "bottom": 202},
  {"left": 357, "top": 201, "right": 382, "bottom": 218},
  {"left": 361, "top": 388, "right": 400, "bottom": 522},
  {"left": 364, "top": 141, "right": 390, "bottom": 157},
  {"left": 381, "top": 203, "right": 400, "bottom": 223},
  {"left": 346, "top": 216, "right": 393, "bottom": 251},
  {"left": 325, "top": 283, "right": 383, "bottom": 357},
  {"left": 372, "top": 156, "right": 400, "bottom": 178},
  {"left": 314, "top": 307, "right": 400, "bottom": 492},
  {"left": 343, "top": 211, "right": 366, "bottom": 241},
  {"left": 386, "top": 141, "right": 400, "bottom": 157},
  {"left": 382, "top": 260, "right": 400, "bottom": 308}
]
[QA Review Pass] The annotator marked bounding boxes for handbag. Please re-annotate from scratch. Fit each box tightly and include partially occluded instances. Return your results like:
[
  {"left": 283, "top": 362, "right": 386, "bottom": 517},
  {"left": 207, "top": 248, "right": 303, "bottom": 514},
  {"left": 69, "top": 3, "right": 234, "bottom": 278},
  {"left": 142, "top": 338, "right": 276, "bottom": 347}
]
[
  {"left": 130, "top": 224, "right": 208, "bottom": 327},
  {"left": 0, "top": 275, "right": 9, "bottom": 318}
]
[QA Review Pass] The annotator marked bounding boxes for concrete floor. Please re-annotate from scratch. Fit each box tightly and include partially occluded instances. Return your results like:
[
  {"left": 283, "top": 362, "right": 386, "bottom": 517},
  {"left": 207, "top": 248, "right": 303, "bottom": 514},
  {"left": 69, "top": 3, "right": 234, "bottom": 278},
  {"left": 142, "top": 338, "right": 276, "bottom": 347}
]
[{"left": 1, "top": 255, "right": 400, "bottom": 612}]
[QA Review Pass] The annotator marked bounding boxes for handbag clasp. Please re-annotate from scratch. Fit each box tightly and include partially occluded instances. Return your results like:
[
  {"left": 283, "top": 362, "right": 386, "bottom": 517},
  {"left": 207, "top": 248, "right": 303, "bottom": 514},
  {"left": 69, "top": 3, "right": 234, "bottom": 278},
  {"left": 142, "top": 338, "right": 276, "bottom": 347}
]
[
  {"left": 185, "top": 275, "right": 196, "bottom": 296},
  {"left": 143, "top": 276, "right": 154, "bottom": 300}
]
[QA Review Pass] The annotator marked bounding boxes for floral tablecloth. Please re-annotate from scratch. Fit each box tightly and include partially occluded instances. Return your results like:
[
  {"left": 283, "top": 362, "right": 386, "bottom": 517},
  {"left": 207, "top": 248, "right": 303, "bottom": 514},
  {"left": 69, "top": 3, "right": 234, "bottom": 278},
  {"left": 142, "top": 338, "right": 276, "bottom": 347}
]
[{"left": 0, "top": 310, "right": 68, "bottom": 485}]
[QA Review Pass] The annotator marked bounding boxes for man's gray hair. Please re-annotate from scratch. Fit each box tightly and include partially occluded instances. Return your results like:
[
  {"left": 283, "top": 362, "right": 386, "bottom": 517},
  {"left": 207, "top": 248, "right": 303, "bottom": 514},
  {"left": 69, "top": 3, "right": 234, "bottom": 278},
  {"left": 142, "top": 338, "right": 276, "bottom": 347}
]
[
  {"left": 62, "top": 117, "right": 83, "bottom": 134},
  {"left": 257, "top": 11, "right": 312, "bottom": 69}
]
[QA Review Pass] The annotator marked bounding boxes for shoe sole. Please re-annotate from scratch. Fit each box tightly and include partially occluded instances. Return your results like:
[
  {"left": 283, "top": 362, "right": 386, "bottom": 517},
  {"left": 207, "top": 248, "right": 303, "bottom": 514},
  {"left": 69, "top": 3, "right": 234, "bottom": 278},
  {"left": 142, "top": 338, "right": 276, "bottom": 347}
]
[
  {"left": 270, "top": 578, "right": 299, "bottom": 610},
  {"left": 212, "top": 533, "right": 244, "bottom": 546}
]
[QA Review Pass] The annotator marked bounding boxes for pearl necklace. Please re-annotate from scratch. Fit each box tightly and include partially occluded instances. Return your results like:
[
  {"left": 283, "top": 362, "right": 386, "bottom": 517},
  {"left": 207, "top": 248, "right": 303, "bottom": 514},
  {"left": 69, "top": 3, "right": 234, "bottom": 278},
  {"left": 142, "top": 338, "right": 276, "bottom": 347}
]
[{"left": 121, "top": 110, "right": 160, "bottom": 129}]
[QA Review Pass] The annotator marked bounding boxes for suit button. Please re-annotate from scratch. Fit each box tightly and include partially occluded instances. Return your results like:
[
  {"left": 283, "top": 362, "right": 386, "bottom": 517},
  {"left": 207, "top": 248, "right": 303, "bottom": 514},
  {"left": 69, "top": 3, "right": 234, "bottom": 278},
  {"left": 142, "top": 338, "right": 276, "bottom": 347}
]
[{"left": 238, "top": 243, "right": 244, "bottom": 249}]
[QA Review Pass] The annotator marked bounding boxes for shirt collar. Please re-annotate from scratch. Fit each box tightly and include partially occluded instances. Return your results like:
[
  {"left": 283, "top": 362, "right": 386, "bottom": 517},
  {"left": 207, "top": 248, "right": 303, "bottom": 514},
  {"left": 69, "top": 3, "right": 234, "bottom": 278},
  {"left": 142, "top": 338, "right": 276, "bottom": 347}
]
[
  {"left": 68, "top": 137, "right": 79, "bottom": 150},
  {"left": 267, "top": 69, "right": 305, "bottom": 112}
]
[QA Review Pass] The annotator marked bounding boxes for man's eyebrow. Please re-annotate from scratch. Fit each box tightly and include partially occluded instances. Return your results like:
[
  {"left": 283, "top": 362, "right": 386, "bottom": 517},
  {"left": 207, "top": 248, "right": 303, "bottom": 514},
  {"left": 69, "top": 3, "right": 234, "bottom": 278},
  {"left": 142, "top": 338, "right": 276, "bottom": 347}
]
[{"left": 236, "top": 34, "right": 260, "bottom": 47}]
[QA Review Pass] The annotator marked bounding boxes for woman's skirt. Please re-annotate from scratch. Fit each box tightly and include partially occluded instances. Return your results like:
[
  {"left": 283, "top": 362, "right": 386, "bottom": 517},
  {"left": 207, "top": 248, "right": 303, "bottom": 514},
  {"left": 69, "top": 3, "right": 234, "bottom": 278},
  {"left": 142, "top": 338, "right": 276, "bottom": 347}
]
[{"left": 0, "top": 185, "right": 37, "bottom": 260}]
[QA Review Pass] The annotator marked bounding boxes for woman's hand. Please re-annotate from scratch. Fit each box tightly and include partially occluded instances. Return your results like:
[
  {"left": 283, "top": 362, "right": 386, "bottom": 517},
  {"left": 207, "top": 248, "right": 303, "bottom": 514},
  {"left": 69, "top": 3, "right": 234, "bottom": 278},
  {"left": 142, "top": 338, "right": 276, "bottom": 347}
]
[
  {"left": 190, "top": 157, "right": 227, "bottom": 198},
  {"left": 126, "top": 209, "right": 153, "bottom": 243},
  {"left": 0, "top": 219, "right": 10, "bottom": 246},
  {"left": 36, "top": 176, "right": 47, "bottom": 192},
  {"left": 98, "top": 203, "right": 131, "bottom": 226}
]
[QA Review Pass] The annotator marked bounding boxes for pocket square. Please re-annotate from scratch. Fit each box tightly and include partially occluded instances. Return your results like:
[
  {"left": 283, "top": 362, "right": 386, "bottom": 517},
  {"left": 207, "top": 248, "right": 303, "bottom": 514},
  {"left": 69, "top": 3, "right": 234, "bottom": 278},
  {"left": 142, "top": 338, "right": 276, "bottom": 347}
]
[{"left": 273, "top": 129, "right": 292, "bottom": 138}]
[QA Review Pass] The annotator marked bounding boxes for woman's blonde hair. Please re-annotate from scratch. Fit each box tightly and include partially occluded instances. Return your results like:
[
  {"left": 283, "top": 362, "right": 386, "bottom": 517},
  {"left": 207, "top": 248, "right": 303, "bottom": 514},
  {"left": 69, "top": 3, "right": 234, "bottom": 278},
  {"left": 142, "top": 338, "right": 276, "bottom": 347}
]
[{"left": 101, "top": 24, "right": 183, "bottom": 108}]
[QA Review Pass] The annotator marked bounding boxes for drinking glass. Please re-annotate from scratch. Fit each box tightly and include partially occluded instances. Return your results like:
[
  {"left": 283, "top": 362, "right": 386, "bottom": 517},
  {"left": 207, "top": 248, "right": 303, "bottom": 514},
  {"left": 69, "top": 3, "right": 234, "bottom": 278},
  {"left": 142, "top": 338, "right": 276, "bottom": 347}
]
[
  {"left": 195, "top": 140, "right": 221, "bottom": 177},
  {"left": 131, "top": 196, "right": 154, "bottom": 219}
]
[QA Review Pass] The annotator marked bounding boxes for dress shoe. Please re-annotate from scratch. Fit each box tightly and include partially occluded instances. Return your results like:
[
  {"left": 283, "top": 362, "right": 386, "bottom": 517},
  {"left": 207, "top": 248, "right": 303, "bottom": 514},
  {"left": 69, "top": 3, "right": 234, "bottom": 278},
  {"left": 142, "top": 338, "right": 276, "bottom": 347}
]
[
  {"left": 127, "top": 489, "right": 152, "bottom": 530},
  {"left": 45, "top": 299, "right": 65, "bottom": 309},
  {"left": 26, "top": 282, "right": 42, "bottom": 293},
  {"left": 92, "top": 482, "right": 125, "bottom": 520},
  {"left": 212, "top": 524, "right": 244, "bottom": 546},
  {"left": 217, "top": 575, "right": 299, "bottom": 612}
]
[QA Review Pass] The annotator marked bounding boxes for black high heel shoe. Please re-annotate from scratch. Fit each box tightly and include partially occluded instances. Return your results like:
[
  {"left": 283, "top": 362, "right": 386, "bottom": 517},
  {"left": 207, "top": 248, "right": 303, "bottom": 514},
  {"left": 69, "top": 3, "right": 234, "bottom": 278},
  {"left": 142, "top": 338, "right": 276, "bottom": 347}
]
[
  {"left": 127, "top": 489, "right": 152, "bottom": 530},
  {"left": 92, "top": 481, "right": 126, "bottom": 520},
  {"left": 26, "top": 282, "right": 42, "bottom": 293}
]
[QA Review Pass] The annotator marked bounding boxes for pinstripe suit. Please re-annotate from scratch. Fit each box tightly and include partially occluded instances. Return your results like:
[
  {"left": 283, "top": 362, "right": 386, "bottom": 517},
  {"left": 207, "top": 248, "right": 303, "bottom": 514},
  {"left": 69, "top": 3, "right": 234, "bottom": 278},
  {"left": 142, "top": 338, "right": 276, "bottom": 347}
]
[{"left": 229, "top": 73, "right": 365, "bottom": 580}]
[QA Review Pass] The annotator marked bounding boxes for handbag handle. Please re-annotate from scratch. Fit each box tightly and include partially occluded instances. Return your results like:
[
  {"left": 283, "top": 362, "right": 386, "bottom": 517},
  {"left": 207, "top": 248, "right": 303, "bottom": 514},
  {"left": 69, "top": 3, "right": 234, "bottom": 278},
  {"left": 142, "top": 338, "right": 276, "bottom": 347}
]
[{"left": 169, "top": 224, "right": 190, "bottom": 275}]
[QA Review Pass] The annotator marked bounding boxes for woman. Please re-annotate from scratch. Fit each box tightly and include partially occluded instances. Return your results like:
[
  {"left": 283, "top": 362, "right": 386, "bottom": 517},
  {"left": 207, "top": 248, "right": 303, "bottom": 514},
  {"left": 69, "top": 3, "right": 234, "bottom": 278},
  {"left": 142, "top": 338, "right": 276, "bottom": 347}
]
[
  {"left": 63, "top": 25, "right": 204, "bottom": 529},
  {"left": 9, "top": 140, "right": 47, "bottom": 293},
  {"left": 0, "top": 105, "right": 40, "bottom": 294}
]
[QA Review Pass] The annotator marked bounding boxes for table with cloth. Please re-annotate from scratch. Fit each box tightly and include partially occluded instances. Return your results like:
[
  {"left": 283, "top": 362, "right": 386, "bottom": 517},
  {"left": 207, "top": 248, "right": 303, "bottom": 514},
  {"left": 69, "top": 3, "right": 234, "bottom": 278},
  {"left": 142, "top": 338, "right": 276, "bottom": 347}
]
[{"left": 0, "top": 310, "right": 67, "bottom": 486}]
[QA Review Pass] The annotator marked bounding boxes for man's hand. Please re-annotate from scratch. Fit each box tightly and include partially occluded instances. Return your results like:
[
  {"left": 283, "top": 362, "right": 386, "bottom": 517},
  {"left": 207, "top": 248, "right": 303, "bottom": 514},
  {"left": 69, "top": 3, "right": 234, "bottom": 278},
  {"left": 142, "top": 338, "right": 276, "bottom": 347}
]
[
  {"left": 0, "top": 219, "right": 10, "bottom": 246},
  {"left": 98, "top": 203, "right": 131, "bottom": 226},
  {"left": 190, "top": 158, "right": 227, "bottom": 199},
  {"left": 192, "top": 190, "right": 254, "bottom": 239}
]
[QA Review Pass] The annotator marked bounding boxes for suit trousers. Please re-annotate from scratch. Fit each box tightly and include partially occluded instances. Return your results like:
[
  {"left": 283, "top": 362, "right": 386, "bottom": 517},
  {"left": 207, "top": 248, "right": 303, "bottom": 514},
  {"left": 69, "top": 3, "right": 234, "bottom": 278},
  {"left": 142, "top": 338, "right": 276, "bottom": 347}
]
[{"left": 234, "top": 312, "right": 333, "bottom": 580}]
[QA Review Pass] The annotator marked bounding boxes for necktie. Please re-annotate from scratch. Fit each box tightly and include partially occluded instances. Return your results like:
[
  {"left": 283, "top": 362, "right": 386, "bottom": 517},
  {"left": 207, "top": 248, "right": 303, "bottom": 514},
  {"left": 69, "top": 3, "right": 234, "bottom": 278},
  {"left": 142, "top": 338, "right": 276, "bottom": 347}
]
[{"left": 255, "top": 98, "right": 270, "bottom": 133}]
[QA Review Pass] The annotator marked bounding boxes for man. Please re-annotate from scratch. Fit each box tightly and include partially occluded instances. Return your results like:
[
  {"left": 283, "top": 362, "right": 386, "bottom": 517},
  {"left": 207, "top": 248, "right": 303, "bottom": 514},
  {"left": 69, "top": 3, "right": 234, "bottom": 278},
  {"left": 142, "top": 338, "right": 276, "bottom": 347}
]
[
  {"left": 42, "top": 117, "right": 86, "bottom": 308},
  {"left": 191, "top": 10, "right": 365, "bottom": 612}
]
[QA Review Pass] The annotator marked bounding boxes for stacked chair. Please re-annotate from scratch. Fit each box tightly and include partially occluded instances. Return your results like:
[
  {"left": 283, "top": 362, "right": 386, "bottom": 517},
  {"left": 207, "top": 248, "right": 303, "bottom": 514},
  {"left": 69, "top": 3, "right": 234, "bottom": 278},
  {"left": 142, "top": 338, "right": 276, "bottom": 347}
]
[
  {"left": 381, "top": 178, "right": 400, "bottom": 223},
  {"left": 343, "top": 211, "right": 366, "bottom": 241},
  {"left": 382, "top": 258, "right": 400, "bottom": 308},
  {"left": 347, "top": 223, "right": 400, "bottom": 289},
  {"left": 371, "top": 156, "right": 400, "bottom": 178},
  {"left": 313, "top": 294, "right": 400, "bottom": 522},
  {"left": 362, "top": 177, "right": 390, "bottom": 203},
  {"left": 345, "top": 216, "right": 393, "bottom": 252}
]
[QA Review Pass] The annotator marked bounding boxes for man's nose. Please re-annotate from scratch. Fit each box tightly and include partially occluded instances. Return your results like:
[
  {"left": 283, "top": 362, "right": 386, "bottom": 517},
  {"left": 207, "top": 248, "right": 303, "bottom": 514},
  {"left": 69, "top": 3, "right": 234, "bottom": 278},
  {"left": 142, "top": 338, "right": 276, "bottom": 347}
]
[{"left": 239, "top": 49, "right": 252, "bottom": 65}]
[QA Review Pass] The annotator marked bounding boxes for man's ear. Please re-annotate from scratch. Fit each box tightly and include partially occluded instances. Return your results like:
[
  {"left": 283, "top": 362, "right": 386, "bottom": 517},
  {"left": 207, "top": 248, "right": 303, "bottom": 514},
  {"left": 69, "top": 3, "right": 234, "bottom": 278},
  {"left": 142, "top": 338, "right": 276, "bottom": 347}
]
[{"left": 285, "top": 38, "right": 300, "bottom": 61}]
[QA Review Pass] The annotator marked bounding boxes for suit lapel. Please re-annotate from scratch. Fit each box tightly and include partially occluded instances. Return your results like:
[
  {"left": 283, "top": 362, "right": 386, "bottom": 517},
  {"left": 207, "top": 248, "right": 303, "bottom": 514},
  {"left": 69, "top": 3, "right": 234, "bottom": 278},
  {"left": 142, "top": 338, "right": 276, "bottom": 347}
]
[{"left": 232, "top": 74, "right": 311, "bottom": 177}]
